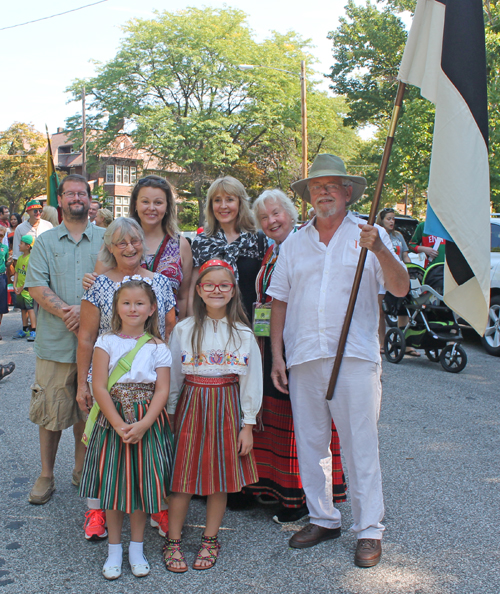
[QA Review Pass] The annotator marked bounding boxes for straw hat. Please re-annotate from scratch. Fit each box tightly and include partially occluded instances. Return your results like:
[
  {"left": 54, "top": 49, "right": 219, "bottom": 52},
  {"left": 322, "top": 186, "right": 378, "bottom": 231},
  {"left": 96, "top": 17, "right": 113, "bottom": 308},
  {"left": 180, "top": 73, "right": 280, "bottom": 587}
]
[{"left": 291, "top": 154, "right": 367, "bottom": 206}]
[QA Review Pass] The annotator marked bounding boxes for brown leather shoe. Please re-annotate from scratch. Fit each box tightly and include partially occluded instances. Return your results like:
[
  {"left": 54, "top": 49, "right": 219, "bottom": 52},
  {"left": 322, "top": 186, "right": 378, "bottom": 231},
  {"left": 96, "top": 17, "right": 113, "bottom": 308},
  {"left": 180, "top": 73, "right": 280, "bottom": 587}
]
[
  {"left": 28, "top": 476, "right": 55, "bottom": 505},
  {"left": 354, "top": 538, "right": 382, "bottom": 567},
  {"left": 289, "top": 523, "right": 341, "bottom": 549}
]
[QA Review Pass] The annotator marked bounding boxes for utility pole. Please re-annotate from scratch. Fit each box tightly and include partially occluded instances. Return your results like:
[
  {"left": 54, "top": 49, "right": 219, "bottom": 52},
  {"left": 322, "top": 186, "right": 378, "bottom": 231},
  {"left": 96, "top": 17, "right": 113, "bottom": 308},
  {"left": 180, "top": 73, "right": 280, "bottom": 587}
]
[
  {"left": 300, "top": 60, "right": 308, "bottom": 222},
  {"left": 82, "top": 86, "right": 87, "bottom": 179}
]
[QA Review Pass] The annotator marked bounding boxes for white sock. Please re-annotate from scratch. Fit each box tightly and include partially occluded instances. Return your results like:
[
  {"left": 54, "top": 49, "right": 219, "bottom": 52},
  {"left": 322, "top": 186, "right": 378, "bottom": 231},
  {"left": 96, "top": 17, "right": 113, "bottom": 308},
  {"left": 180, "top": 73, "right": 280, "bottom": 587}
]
[
  {"left": 104, "top": 543, "right": 123, "bottom": 570},
  {"left": 129, "top": 541, "right": 147, "bottom": 566},
  {"left": 87, "top": 498, "right": 101, "bottom": 510}
]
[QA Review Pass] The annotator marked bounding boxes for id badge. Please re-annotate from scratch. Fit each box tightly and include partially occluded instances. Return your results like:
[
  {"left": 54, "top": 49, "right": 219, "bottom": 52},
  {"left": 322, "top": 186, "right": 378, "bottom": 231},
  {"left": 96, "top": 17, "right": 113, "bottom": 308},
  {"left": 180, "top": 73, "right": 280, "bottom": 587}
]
[{"left": 253, "top": 304, "right": 271, "bottom": 337}]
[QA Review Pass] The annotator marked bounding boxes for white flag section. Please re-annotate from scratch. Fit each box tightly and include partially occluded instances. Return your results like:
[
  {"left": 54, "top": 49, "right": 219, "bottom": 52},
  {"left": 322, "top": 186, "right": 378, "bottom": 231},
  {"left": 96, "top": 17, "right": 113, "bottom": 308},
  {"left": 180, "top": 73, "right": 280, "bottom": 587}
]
[{"left": 398, "top": 0, "right": 490, "bottom": 336}]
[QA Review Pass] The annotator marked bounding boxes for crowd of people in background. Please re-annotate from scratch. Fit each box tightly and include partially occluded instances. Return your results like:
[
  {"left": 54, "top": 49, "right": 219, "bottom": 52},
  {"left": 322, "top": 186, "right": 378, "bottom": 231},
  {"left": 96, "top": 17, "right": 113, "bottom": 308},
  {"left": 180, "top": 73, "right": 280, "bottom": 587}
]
[{"left": 0, "top": 153, "right": 434, "bottom": 579}]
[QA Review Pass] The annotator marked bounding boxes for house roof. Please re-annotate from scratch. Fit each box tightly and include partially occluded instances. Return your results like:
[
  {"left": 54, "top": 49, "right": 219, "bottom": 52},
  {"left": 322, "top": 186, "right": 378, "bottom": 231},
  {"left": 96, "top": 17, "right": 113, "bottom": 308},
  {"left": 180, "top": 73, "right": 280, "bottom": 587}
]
[{"left": 48, "top": 130, "right": 185, "bottom": 174}]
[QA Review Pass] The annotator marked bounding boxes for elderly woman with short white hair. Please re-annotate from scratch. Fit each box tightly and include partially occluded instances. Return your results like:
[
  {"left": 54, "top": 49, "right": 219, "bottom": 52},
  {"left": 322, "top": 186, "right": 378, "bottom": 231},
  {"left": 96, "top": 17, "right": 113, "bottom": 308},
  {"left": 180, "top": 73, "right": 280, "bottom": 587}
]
[
  {"left": 75, "top": 217, "right": 176, "bottom": 541},
  {"left": 245, "top": 189, "right": 346, "bottom": 523}
]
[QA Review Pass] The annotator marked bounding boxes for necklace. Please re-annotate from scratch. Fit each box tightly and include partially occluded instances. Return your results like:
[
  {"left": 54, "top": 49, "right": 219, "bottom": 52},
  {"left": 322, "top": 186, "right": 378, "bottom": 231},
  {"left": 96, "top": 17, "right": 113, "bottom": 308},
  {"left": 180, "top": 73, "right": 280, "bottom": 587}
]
[{"left": 117, "top": 331, "right": 146, "bottom": 340}]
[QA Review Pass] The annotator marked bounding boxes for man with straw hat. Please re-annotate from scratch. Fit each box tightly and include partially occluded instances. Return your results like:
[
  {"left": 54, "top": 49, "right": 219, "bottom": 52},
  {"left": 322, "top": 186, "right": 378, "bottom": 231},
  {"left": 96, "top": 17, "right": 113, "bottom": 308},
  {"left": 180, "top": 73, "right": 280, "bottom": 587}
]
[{"left": 268, "top": 154, "right": 408, "bottom": 567}]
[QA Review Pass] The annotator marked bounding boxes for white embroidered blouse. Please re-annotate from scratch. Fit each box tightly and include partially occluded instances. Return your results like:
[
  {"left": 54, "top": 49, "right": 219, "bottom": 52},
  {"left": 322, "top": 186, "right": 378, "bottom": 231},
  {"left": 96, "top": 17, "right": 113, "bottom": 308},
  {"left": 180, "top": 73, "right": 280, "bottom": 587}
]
[{"left": 168, "top": 317, "right": 262, "bottom": 424}]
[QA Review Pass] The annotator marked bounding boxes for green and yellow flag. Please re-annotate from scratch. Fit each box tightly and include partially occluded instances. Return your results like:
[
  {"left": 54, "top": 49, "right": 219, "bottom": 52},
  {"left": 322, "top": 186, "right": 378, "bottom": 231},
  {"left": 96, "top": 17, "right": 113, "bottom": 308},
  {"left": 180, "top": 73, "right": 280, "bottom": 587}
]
[{"left": 45, "top": 126, "right": 59, "bottom": 208}]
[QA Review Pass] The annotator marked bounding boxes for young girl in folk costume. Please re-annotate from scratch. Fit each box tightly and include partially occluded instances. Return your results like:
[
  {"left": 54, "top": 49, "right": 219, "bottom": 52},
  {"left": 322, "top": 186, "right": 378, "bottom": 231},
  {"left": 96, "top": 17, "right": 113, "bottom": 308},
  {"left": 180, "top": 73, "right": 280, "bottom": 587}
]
[
  {"left": 79, "top": 277, "right": 174, "bottom": 580},
  {"left": 165, "top": 259, "right": 262, "bottom": 573}
]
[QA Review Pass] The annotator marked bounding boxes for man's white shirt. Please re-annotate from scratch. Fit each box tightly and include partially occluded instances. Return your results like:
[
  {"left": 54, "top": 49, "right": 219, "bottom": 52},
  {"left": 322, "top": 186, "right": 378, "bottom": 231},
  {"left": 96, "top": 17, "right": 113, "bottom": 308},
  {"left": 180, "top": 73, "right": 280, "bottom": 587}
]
[{"left": 267, "top": 212, "right": 404, "bottom": 367}]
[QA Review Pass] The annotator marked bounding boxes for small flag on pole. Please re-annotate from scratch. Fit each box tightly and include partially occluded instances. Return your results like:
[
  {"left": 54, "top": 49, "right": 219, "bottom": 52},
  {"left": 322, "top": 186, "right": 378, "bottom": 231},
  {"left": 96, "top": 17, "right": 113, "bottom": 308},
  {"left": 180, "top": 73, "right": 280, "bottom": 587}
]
[
  {"left": 398, "top": 0, "right": 490, "bottom": 335},
  {"left": 45, "top": 126, "right": 60, "bottom": 210}
]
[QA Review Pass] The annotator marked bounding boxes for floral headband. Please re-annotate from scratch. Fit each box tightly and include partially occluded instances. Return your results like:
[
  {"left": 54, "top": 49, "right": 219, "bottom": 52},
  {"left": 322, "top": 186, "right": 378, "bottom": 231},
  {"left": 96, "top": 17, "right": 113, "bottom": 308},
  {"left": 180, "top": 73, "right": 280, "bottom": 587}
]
[
  {"left": 199, "top": 259, "right": 235, "bottom": 275},
  {"left": 114, "top": 274, "right": 153, "bottom": 289}
]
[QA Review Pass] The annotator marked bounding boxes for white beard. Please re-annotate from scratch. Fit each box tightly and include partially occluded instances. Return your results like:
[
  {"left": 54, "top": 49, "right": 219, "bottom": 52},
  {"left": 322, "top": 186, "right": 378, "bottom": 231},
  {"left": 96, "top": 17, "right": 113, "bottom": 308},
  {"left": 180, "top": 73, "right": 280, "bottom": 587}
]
[{"left": 315, "top": 203, "right": 338, "bottom": 218}]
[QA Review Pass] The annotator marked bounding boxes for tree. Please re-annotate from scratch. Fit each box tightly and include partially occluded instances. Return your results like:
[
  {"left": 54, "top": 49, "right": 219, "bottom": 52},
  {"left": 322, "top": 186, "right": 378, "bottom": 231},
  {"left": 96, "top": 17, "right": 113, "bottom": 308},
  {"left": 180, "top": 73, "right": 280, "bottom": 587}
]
[
  {"left": 327, "top": 0, "right": 500, "bottom": 213},
  {"left": 66, "top": 7, "right": 360, "bottom": 220},
  {"left": 327, "top": 0, "right": 435, "bottom": 211},
  {"left": 0, "top": 123, "right": 46, "bottom": 214},
  {"left": 485, "top": 0, "right": 500, "bottom": 208}
]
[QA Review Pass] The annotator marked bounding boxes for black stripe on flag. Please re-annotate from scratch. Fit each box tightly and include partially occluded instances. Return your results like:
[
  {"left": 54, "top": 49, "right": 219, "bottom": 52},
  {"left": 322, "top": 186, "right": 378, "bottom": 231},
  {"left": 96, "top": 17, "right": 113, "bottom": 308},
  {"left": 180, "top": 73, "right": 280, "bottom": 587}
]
[
  {"left": 445, "top": 242, "right": 474, "bottom": 285},
  {"left": 437, "top": 0, "right": 488, "bottom": 292},
  {"left": 438, "top": 0, "right": 489, "bottom": 146}
]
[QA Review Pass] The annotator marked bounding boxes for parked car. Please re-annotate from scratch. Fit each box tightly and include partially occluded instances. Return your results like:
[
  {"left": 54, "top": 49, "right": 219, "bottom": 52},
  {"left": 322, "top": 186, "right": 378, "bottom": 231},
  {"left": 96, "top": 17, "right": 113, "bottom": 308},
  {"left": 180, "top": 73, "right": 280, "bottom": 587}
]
[{"left": 481, "top": 216, "right": 500, "bottom": 356}]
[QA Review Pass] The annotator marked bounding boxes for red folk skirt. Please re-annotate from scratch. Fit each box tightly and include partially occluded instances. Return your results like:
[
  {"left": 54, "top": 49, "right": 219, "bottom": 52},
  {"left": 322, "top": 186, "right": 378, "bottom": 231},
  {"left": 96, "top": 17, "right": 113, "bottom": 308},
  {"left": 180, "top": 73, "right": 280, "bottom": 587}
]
[
  {"left": 244, "top": 337, "right": 347, "bottom": 508},
  {"left": 170, "top": 374, "right": 259, "bottom": 496}
]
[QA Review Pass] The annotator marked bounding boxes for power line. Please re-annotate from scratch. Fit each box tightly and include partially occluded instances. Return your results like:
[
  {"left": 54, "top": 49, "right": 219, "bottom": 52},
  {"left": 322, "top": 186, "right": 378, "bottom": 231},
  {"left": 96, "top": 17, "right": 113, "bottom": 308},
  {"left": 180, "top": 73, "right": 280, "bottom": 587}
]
[{"left": 0, "top": 0, "right": 109, "bottom": 32}]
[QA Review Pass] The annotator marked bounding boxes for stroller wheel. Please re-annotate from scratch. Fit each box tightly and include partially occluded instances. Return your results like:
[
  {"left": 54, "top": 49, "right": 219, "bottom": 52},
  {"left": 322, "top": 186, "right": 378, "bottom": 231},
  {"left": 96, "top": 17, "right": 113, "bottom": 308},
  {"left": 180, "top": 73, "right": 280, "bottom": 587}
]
[
  {"left": 384, "top": 328, "right": 406, "bottom": 363},
  {"left": 425, "top": 348, "right": 440, "bottom": 362},
  {"left": 439, "top": 344, "right": 467, "bottom": 373}
]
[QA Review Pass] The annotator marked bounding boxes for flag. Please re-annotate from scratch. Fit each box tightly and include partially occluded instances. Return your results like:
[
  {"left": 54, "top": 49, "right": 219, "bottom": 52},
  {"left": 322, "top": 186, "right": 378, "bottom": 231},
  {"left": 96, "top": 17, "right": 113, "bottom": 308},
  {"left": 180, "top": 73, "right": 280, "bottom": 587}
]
[
  {"left": 45, "top": 126, "right": 60, "bottom": 209},
  {"left": 398, "top": 0, "right": 490, "bottom": 335}
]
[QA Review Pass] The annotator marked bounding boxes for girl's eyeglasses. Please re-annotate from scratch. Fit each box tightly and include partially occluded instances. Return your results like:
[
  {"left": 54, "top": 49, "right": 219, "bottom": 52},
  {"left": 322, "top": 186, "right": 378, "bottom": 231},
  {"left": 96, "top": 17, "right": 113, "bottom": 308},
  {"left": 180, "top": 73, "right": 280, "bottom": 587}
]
[{"left": 199, "top": 282, "right": 234, "bottom": 293}]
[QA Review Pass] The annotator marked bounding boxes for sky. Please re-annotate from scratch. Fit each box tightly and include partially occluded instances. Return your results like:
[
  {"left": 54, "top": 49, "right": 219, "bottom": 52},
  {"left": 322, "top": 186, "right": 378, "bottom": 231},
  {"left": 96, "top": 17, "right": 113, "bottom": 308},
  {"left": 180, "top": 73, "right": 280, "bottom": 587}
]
[{"left": 0, "top": 0, "right": 356, "bottom": 136}]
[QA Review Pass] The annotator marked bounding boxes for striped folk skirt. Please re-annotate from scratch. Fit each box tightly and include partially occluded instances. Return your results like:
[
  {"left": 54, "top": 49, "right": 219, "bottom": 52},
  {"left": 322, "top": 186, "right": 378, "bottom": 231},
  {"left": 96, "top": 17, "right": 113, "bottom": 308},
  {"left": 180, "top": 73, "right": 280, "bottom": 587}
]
[
  {"left": 79, "top": 383, "right": 174, "bottom": 514},
  {"left": 244, "top": 337, "right": 346, "bottom": 508},
  {"left": 170, "top": 374, "right": 259, "bottom": 495}
]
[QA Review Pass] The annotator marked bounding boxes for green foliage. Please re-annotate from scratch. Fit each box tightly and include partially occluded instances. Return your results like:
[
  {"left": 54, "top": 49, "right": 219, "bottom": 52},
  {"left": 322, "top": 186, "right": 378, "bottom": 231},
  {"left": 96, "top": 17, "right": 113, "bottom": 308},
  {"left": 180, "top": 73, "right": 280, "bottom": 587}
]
[
  {"left": 328, "top": 0, "right": 411, "bottom": 128},
  {"left": 177, "top": 201, "right": 200, "bottom": 231},
  {"left": 65, "top": 6, "right": 359, "bottom": 206},
  {"left": 0, "top": 123, "right": 46, "bottom": 213},
  {"left": 327, "top": 0, "right": 499, "bottom": 213},
  {"left": 92, "top": 184, "right": 112, "bottom": 208},
  {"left": 485, "top": 0, "right": 500, "bottom": 209}
]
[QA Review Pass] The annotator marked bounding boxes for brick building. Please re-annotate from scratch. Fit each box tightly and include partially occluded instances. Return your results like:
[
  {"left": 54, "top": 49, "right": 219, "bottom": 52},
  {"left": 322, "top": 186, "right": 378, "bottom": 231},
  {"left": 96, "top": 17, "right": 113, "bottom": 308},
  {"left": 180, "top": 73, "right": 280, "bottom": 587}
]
[{"left": 50, "top": 129, "right": 185, "bottom": 216}]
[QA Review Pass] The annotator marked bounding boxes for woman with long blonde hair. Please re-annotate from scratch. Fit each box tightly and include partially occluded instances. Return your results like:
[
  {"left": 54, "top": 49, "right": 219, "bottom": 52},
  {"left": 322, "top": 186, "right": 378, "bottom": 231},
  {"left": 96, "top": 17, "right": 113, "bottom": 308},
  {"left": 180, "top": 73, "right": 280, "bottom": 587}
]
[{"left": 189, "top": 176, "right": 267, "bottom": 319}]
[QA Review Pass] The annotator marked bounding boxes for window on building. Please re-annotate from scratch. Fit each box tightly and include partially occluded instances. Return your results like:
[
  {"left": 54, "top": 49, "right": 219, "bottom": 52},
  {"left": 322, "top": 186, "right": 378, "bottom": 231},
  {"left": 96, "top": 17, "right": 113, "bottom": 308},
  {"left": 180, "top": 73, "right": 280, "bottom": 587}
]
[
  {"left": 116, "top": 166, "right": 122, "bottom": 184},
  {"left": 130, "top": 167, "right": 137, "bottom": 183},
  {"left": 114, "top": 196, "right": 130, "bottom": 218},
  {"left": 106, "top": 165, "right": 114, "bottom": 183},
  {"left": 123, "top": 166, "right": 130, "bottom": 184}
]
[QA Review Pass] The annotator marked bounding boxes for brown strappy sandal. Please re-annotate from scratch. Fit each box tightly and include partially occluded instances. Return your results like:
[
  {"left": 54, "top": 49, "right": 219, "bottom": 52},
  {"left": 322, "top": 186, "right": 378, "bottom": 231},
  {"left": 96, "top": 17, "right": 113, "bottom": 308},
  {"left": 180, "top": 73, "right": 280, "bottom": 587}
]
[
  {"left": 192, "top": 534, "right": 221, "bottom": 571},
  {"left": 163, "top": 537, "right": 188, "bottom": 573}
]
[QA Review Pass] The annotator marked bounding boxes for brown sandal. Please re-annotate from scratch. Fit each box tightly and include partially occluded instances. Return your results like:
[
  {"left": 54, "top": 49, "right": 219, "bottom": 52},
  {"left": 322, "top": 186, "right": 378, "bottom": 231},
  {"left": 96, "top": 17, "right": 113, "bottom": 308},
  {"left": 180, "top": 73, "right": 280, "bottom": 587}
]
[
  {"left": 193, "top": 535, "right": 221, "bottom": 571},
  {"left": 163, "top": 537, "right": 188, "bottom": 573}
]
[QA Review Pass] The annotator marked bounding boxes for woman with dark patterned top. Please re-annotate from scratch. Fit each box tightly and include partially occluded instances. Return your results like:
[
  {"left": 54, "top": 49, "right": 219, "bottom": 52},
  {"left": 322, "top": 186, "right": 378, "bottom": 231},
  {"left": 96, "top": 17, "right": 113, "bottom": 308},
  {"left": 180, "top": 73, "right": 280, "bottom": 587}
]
[
  {"left": 189, "top": 176, "right": 268, "bottom": 319},
  {"left": 246, "top": 189, "right": 346, "bottom": 524}
]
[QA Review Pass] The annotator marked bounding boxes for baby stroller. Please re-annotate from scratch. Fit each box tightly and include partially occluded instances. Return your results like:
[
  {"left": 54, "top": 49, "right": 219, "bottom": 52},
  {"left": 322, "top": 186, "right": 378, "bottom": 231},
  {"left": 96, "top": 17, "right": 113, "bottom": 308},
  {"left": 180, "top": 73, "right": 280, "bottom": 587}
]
[{"left": 382, "top": 263, "right": 467, "bottom": 373}]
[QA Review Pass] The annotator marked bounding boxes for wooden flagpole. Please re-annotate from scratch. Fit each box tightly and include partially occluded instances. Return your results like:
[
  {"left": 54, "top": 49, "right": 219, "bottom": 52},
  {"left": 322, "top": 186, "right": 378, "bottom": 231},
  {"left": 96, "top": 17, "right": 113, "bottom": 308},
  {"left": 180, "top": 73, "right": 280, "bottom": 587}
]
[{"left": 326, "top": 81, "right": 407, "bottom": 401}]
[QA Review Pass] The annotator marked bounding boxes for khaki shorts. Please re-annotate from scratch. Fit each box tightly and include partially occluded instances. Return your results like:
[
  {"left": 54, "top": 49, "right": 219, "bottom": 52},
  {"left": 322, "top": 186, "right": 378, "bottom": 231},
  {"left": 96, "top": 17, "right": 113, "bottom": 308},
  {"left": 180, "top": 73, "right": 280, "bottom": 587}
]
[{"left": 29, "top": 358, "right": 85, "bottom": 431}]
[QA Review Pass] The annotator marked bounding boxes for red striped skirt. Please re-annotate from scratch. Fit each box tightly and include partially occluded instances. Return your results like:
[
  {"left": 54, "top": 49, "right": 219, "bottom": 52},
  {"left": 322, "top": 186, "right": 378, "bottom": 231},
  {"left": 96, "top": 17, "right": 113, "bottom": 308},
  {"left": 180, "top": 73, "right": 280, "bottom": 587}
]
[
  {"left": 170, "top": 375, "right": 259, "bottom": 495},
  {"left": 244, "top": 336, "right": 346, "bottom": 507}
]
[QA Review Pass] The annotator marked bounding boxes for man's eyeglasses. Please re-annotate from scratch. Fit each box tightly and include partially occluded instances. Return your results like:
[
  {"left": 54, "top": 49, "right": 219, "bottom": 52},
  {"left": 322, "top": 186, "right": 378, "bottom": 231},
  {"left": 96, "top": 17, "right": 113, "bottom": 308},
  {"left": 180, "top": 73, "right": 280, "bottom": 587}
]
[
  {"left": 199, "top": 282, "right": 234, "bottom": 293},
  {"left": 112, "top": 238, "right": 142, "bottom": 250},
  {"left": 62, "top": 191, "right": 88, "bottom": 198},
  {"left": 309, "top": 183, "right": 347, "bottom": 195},
  {"left": 30, "top": 209, "right": 42, "bottom": 214}
]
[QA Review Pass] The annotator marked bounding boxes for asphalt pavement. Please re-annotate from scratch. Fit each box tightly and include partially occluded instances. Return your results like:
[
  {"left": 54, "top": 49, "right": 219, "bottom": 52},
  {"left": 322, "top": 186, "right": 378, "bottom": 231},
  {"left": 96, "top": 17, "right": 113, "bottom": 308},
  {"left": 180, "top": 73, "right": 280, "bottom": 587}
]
[{"left": 1, "top": 308, "right": 499, "bottom": 594}]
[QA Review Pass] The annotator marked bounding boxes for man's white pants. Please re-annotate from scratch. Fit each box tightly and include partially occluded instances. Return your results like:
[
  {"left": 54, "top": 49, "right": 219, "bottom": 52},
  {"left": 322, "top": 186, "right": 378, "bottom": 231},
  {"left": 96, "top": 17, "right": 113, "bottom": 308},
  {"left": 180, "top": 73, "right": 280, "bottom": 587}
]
[{"left": 289, "top": 357, "right": 385, "bottom": 540}]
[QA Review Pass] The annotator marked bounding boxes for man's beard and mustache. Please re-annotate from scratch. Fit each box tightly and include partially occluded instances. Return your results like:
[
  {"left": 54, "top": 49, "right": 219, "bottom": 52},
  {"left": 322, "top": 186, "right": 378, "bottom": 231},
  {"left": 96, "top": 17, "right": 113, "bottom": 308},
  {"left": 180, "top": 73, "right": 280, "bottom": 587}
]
[
  {"left": 62, "top": 201, "right": 89, "bottom": 222},
  {"left": 315, "top": 200, "right": 338, "bottom": 219}
]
